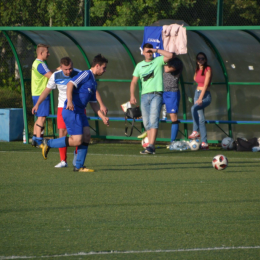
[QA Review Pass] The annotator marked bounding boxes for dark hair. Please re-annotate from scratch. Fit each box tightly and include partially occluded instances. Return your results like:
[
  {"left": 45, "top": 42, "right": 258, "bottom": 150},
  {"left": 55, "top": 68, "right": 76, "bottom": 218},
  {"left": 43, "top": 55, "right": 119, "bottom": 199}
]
[
  {"left": 195, "top": 52, "right": 209, "bottom": 76},
  {"left": 60, "top": 57, "right": 72, "bottom": 66},
  {"left": 143, "top": 43, "right": 153, "bottom": 49},
  {"left": 91, "top": 54, "right": 108, "bottom": 67}
]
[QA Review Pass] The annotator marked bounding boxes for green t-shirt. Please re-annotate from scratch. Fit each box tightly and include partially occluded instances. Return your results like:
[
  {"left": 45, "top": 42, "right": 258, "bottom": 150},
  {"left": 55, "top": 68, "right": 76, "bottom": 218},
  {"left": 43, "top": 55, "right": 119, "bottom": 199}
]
[{"left": 133, "top": 56, "right": 165, "bottom": 95}]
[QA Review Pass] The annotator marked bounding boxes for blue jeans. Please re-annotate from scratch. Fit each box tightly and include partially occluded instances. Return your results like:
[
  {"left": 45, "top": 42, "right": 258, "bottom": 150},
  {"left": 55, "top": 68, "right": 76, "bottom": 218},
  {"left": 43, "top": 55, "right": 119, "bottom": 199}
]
[
  {"left": 141, "top": 93, "right": 163, "bottom": 130},
  {"left": 191, "top": 90, "right": 211, "bottom": 143}
]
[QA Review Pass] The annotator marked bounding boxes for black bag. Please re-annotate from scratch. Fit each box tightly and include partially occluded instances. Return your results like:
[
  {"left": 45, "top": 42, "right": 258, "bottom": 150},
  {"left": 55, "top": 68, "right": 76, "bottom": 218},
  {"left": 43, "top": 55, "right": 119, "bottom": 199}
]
[
  {"left": 125, "top": 107, "right": 142, "bottom": 137},
  {"left": 234, "top": 137, "right": 259, "bottom": 151}
]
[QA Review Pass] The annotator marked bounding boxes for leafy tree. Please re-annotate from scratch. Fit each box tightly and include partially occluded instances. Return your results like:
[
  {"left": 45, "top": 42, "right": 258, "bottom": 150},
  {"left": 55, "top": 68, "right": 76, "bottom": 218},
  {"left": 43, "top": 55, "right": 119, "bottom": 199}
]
[{"left": 223, "top": 0, "right": 260, "bottom": 25}]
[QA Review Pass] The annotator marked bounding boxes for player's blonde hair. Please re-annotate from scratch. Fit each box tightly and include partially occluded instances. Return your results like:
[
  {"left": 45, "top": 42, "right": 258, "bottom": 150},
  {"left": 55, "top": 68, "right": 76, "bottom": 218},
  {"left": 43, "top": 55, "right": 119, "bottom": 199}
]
[{"left": 36, "top": 43, "right": 49, "bottom": 55}]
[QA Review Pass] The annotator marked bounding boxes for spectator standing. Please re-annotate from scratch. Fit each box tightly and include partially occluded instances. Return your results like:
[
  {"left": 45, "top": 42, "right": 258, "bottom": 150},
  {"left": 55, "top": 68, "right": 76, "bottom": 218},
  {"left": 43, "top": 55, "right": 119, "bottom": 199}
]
[
  {"left": 188, "top": 52, "right": 212, "bottom": 150},
  {"left": 130, "top": 43, "right": 173, "bottom": 155}
]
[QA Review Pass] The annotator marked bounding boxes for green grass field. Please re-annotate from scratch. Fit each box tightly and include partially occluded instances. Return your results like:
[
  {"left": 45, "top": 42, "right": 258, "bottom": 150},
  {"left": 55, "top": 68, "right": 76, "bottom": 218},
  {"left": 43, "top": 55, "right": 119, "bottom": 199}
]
[{"left": 0, "top": 142, "right": 260, "bottom": 260}]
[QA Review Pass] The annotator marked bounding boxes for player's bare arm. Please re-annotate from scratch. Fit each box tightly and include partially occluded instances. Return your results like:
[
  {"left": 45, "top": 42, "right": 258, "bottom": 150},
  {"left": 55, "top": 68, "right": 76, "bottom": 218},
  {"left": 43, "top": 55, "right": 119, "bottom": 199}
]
[
  {"left": 44, "top": 71, "right": 53, "bottom": 79},
  {"left": 66, "top": 82, "right": 74, "bottom": 111},
  {"left": 90, "top": 102, "right": 109, "bottom": 126},
  {"left": 130, "top": 76, "right": 139, "bottom": 105},
  {"left": 147, "top": 48, "right": 175, "bottom": 63},
  {"left": 96, "top": 90, "right": 108, "bottom": 115}
]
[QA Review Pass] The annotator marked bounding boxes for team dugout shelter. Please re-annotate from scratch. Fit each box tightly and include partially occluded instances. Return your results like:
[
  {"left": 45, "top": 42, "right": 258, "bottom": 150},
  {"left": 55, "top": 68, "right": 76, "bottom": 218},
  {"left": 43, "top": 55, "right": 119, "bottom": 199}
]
[{"left": 1, "top": 22, "right": 260, "bottom": 144}]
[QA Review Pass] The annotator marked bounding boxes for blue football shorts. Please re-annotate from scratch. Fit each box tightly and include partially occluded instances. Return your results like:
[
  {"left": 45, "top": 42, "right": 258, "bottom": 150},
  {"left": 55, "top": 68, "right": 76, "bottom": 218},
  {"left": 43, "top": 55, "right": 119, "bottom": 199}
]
[
  {"left": 163, "top": 90, "right": 180, "bottom": 114},
  {"left": 32, "top": 95, "right": 50, "bottom": 117},
  {"left": 62, "top": 109, "right": 89, "bottom": 135}
]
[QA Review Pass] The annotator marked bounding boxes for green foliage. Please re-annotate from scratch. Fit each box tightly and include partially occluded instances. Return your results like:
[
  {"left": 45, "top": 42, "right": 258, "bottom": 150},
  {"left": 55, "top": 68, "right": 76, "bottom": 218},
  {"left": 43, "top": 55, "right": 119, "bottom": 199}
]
[
  {"left": 1, "top": 0, "right": 260, "bottom": 27},
  {"left": 224, "top": 0, "right": 260, "bottom": 25},
  {"left": 0, "top": 0, "right": 84, "bottom": 26}
]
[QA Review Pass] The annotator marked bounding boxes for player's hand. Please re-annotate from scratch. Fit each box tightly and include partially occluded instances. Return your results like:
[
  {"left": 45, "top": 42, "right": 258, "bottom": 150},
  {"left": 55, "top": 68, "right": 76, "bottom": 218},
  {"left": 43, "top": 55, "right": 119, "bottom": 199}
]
[
  {"left": 66, "top": 101, "right": 74, "bottom": 111},
  {"left": 32, "top": 105, "right": 38, "bottom": 115},
  {"left": 100, "top": 105, "right": 108, "bottom": 116},
  {"left": 130, "top": 96, "right": 137, "bottom": 105},
  {"left": 102, "top": 116, "right": 109, "bottom": 126}
]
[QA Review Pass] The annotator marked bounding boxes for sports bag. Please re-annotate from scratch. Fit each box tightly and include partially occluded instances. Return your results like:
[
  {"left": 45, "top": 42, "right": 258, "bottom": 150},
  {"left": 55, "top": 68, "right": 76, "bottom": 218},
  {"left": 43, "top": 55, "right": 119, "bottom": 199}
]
[
  {"left": 125, "top": 107, "right": 142, "bottom": 137},
  {"left": 234, "top": 137, "right": 259, "bottom": 151}
]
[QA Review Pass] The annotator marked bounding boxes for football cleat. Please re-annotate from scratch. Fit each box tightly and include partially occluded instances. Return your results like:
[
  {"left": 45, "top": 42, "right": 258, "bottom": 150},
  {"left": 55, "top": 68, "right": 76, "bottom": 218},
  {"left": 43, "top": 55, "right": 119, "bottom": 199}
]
[
  {"left": 200, "top": 142, "right": 209, "bottom": 150},
  {"left": 188, "top": 131, "right": 200, "bottom": 139},
  {"left": 31, "top": 139, "right": 37, "bottom": 147},
  {"left": 55, "top": 161, "right": 68, "bottom": 168},
  {"left": 140, "top": 146, "right": 155, "bottom": 155},
  {"left": 42, "top": 139, "right": 50, "bottom": 160},
  {"left": 73, "top": 166, "right": 94, "bottom": 172}
]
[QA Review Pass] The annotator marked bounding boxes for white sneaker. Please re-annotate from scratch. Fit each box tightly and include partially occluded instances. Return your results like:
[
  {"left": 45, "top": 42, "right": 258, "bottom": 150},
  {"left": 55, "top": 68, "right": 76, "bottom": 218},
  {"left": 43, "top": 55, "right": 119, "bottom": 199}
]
[
  {"left": 55, "top": 161, "right": 68, "bottom": 168},
  {"left": 73, "top": 151, "right": 77, "bottom": 167}
]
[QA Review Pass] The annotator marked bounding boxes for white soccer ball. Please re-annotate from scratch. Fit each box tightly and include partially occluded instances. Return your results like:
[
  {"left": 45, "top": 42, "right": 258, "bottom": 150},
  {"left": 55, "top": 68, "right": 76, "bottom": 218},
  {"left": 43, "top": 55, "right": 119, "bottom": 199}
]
[
  {"left": 189, "top": 139, "right": 200, "bottom": 151},
  {"left": 221, "top": 137, "right": 234, "bottom": 150},
  {"left": 141, "top": 137, "right": 149, "bottom": 148},
  {"left": 212, "top": 154, "right": 228, "bottom": 170}
]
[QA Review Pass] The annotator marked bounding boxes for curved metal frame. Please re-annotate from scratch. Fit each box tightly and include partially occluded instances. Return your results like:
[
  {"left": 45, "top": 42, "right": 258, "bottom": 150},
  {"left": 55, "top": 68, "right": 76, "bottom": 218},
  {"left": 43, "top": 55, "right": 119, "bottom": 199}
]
[
  {"left": 243, "top": 30, "right": 260, "bottom": 44},
  {"left": 18, "top": 30, "right": 57, "bottom": 137},
  {"left": 102, "top": 30, "right": 144, "bottom": 132},
  {"left": 57, "top": 30, "right": 91, "bottom": 68},
  {"left": 2, "top": 31, "right": 29, "bottom": 143}
]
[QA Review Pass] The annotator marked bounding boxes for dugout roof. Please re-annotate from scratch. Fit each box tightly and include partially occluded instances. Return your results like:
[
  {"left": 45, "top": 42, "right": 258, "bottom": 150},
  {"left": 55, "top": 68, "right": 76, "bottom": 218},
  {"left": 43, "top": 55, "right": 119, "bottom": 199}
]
[{"left": 1, "top": 25, "right": 260, "bottom": 142}]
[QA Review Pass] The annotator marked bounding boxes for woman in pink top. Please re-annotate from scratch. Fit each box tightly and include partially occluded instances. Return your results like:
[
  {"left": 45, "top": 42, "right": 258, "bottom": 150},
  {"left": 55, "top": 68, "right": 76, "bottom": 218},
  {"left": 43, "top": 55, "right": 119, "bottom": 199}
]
[{"left": 188, "top": 52, "right": 212, "bottom": 150}]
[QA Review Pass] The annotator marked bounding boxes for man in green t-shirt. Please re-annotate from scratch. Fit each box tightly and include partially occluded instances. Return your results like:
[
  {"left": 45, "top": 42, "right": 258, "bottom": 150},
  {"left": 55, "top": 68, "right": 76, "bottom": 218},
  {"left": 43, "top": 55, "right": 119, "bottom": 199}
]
[
  {"left": 130, "top": 43, "right": 174, "bottom": 154},
  {"left": 31, "top": 44, "right": 53, "bottom": 147}
]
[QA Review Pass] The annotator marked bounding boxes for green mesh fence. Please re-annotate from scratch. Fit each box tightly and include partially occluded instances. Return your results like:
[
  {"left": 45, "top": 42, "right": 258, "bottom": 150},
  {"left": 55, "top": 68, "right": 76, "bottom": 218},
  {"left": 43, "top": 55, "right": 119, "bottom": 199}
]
[{"left": 0, "top": 0, "right": 260, "bottom": 27}]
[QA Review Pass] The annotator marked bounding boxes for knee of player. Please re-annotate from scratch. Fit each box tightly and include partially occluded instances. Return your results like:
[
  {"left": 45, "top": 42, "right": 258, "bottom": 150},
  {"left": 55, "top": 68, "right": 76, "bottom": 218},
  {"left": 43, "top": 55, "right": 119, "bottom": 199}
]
[{"left": 83, "top": 134, "right": 91, "bottom": 143}]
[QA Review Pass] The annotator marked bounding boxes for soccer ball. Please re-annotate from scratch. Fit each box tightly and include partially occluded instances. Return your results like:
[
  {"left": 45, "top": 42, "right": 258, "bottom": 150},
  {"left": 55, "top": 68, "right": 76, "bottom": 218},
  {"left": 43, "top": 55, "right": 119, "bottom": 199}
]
[
  {"left": 141, "top": 137, "right": 149, "bottom": 148},
  {"left": 221, "top": 137, "right": 234, "bottom": 150},
  {"left": 189, "top": 139, "right": 200, "bottom": 151},
  {"left": 212, "top": 154, "right": 228, "bottom": 170}
]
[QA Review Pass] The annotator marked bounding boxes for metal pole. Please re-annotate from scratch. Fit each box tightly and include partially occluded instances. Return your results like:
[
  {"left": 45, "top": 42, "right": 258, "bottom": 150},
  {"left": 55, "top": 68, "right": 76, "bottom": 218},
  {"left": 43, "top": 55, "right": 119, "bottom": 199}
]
[
  {"left": 85, "top": 0, "right": 90, "bottom": 26},
  {"left": 217, "top": 0, "right": 223, "bottom": 26}
]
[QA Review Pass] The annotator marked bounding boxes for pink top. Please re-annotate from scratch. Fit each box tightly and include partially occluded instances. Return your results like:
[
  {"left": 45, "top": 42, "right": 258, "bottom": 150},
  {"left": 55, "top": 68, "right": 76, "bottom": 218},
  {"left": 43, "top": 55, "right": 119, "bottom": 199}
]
[{"left": 195, "top": 66, "right": 211, "bottom": 87}]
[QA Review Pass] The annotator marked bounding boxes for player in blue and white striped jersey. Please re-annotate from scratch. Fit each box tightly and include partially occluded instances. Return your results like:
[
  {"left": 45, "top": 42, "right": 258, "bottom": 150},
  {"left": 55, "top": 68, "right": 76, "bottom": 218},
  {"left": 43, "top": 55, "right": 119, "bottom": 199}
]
[{"left": 40, "top": 54, "right": 109, "bottom": 172}]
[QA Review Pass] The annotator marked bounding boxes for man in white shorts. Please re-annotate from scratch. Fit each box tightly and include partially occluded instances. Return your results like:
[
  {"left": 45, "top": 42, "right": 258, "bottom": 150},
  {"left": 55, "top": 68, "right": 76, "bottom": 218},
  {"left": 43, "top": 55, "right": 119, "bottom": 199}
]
[{"left": 32, "top": 57, "right": 107, "bottom": 168}]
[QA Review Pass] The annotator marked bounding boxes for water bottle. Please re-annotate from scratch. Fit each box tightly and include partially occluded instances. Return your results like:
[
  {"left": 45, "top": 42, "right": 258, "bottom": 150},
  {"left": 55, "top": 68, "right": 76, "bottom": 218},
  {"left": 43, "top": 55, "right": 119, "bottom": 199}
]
[
  {"left": 23, "top": 129, "right": 26, "bottom": 144},
  {"left": 161, "top": 104, "right": 167, "bottom": 120},
  {"left": 169, "top": 141, "right": 190, "bottom": 151}
]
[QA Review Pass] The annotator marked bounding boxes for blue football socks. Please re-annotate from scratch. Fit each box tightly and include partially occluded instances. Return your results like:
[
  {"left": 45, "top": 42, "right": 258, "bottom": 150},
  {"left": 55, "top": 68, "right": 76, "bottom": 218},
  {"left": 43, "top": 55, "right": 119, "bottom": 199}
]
[
  {"left": 76, "top": 144, "right": 89, "bottom": 169},
  {"left": 35, "top": 137, "right": 43, "bottom": 146},
  {"left": 47, "top": 137, "right": 67, "bottom": 148},
  {"left": 171, "top": 122, "right": 179, "bottom": 142}
]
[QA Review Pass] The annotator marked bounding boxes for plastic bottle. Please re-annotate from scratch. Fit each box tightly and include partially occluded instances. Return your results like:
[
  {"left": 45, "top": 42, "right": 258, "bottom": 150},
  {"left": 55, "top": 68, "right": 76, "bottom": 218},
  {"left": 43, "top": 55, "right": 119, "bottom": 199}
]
[
  {"left": 23, "top": 129, "right": 26, "bottom": 144},
  {"left": 169, "top": 141, "right": 190, "bottom": 151},
  {"left": 161, "top": 104, "right": 167, "bottom": 120}
]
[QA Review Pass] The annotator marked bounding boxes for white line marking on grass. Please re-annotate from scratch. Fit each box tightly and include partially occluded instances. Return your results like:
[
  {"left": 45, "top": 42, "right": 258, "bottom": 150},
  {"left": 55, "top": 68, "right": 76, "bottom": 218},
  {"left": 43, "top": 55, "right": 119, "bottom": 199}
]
[
  {"left": 1, "top": 246, "right": 260, "bottom": 259},
  {"left": 1, "top": 150, "right": 260, "bottom": 161}
]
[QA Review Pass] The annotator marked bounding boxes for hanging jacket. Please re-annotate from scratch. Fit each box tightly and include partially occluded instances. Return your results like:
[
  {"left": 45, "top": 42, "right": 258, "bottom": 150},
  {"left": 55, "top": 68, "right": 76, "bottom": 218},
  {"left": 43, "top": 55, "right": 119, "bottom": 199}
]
[{"left": 162, "top": 24, "right": 187, "bottom": 55}]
